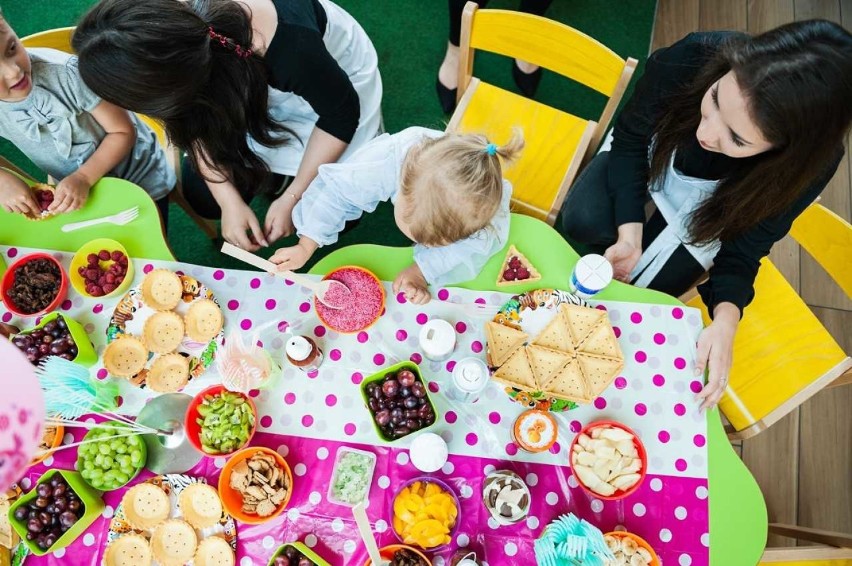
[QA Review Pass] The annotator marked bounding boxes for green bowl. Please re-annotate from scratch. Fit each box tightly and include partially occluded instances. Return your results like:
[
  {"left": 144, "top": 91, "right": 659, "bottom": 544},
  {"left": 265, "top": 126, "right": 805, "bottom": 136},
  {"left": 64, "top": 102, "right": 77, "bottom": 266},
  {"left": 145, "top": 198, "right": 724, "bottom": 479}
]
[
  {"left": 8, "top": 469, "right": 104, "bottom": 557},
  {"left": 16, "top": 312, "right": 98, "bottom": 367},
  {"left": 359, "top": 361, "right": 440, "bottom": 442},
  {"left": 75, "top": 424, "right": 147, "bottom": 491},
  {"left": 268, "top": 542, "right": 331, "bottom": 566}
]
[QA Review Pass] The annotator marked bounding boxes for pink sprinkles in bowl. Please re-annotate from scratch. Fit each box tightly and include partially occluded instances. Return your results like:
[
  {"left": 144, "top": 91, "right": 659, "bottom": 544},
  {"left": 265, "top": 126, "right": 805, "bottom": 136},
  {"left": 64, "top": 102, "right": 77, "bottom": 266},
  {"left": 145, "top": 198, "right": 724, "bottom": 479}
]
[{"left": 315, "top": 267, "right": 385, "bottom": 333}]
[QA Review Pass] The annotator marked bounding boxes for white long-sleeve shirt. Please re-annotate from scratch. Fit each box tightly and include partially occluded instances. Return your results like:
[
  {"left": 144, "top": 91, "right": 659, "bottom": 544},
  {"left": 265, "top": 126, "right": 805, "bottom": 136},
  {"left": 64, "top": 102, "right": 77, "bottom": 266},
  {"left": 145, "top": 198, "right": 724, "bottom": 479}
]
[{"left": 292, "top": 126, "right": 512, "bottom": 286}]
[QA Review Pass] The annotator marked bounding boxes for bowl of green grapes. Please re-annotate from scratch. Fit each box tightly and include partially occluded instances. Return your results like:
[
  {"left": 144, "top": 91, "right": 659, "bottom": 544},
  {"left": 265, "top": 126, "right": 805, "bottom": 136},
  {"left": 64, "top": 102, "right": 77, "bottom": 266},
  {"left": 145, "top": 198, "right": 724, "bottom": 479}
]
[{"left": 75, "top": 422, "right": 147, "bottom": 491}]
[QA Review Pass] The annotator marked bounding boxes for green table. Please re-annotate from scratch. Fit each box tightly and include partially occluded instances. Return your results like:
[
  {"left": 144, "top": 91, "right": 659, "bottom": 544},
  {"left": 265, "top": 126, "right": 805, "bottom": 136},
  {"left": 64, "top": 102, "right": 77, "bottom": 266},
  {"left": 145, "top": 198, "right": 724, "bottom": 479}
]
[
  {"left": 312, "top": 213, "right": 768, "bottom": 565},
  {"left": 0, "top": 172, "right": 173, "bottom": 262}
]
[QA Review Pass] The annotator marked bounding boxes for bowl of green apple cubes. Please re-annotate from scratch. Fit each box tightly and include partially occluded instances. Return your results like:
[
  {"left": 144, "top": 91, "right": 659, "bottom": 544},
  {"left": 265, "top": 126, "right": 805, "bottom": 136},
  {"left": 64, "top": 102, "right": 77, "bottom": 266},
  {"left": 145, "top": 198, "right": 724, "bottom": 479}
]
[{"left": 75, "top": 423, "right": 146, "bottom": 491}]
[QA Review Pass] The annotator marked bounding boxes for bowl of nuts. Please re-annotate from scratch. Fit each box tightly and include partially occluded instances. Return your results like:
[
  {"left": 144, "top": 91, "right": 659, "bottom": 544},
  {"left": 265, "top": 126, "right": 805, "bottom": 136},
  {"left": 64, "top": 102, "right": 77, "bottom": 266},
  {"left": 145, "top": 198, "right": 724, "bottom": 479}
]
[
  {"left": 0, "top": 253, "right": 68, "bottom": 318},
  {"left": 219, "top": 446, "right": 292, "bottom": 524}
]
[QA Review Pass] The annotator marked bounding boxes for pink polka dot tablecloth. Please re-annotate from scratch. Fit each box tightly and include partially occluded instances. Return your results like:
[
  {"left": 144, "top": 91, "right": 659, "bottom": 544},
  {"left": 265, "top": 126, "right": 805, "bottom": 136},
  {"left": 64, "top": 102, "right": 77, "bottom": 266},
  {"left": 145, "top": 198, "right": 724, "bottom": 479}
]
[{"left": 4, "top": 247, "right": 710, "bottom": 566}]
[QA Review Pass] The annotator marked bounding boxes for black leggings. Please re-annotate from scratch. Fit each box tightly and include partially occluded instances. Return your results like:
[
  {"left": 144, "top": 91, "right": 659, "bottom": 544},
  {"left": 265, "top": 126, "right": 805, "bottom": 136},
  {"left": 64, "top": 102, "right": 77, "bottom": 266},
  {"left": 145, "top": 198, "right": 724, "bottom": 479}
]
[
  {"left": 556, "top": 152, "right": 707, "bottom": 297},
  {"left": 448, "top": 0, "right": 555, "bottom": 46},
  {"left": 180, "top": 159, "right": 289, "bottom": 220}
]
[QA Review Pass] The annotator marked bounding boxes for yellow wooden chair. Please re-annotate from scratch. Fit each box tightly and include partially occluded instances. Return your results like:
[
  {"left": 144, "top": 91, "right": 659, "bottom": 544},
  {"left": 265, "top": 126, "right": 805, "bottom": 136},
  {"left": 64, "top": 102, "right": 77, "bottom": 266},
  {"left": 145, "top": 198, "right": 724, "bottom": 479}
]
[
  {"left": 21, "top": 27, "right": 218, "bottom": 239},
  {"left": 686, "top": 203, "right": 852, "bottom": 440},
  {"left": 448, "top": 1, "right": 637, "bottom": 225}
]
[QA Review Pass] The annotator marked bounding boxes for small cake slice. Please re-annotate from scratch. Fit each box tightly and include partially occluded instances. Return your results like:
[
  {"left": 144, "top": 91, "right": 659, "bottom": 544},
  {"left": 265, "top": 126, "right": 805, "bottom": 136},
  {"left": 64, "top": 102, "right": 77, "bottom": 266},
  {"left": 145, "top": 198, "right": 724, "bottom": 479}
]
[{"left": 496, "top": 245, "right": 541, "bottom": 286}]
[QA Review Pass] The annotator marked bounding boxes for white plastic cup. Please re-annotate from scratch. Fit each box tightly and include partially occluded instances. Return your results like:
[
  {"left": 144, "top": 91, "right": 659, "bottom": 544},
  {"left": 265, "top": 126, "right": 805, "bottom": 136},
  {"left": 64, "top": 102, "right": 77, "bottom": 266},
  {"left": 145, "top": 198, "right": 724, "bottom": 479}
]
[
  {"left": 448, "top": 357, "right": 490, "bottom": 403},
  {"left": 569, "top": 254, "right": 614, "bottom": 298}
]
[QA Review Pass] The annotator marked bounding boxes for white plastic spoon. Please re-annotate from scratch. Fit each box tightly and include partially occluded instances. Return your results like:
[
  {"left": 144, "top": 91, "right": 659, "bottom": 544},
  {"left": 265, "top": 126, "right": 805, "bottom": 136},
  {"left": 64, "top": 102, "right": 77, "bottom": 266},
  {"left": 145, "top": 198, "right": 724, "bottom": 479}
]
[{"left": 353, "top": 502, "right": 389, "bottom": 566}]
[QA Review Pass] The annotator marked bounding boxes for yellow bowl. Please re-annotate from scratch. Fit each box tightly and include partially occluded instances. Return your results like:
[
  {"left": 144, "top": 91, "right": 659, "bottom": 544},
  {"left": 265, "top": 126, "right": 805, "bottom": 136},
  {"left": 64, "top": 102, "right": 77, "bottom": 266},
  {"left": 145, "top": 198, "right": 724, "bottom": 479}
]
[{"left": 70, "top": 239, "right": 134, "bottom": 299}]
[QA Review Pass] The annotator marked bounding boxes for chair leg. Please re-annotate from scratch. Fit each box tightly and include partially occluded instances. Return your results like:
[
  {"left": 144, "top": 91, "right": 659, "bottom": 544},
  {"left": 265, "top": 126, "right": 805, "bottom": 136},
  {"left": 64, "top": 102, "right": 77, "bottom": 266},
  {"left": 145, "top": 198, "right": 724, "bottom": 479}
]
[{"left": 169, "top": 188, "right": 218, "bottom": 240}]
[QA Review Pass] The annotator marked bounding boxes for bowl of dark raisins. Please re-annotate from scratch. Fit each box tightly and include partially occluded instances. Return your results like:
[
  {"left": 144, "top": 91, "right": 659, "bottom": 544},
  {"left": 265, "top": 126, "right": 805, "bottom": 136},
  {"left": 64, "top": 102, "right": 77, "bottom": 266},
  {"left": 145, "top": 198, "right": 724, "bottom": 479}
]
[
  {"left": 360, "top": 362, "right": 439, "bottom": 442},
  {"left": 0, "top": 253, "right": 68, "bottom": 318},
  {"left": 10, "top": 313, "right": 97, "bottom": 367},
  {"left": 268, "top": 542, "right": 329, "bottom": 566},
  {"left": 8, "top": 469, "right": 104, "bottom": 556},
  {"left": 364, "top": 545, "right": 432, "bottom": 566}
]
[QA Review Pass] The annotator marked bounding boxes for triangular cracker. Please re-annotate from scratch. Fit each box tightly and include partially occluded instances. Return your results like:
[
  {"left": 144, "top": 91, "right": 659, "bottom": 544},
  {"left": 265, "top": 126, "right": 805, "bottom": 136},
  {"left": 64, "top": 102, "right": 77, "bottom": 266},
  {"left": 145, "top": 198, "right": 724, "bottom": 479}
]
[
  {"left": 496, "top": 245, "right": 542, "bottom": 286},
  {"left": 531, "top": 311, "right": 575, "bottom": 354},
  {"left": 485, "top": 321, "right": 528, "bottom": 366},
  {"left": 492, "top": 348, "right": 537, "bottom": 389},
  {"left": 577, "top": 353, "right": 624, "bottom": 398},
  {"left": 578, "top": 319, "right": 622, "bottom": 358},
  {"left": 526, "top": 345, "right": 572, "bottom": 388},
  {"left": 560, "top": 303, "right": 605, "bottom": 345},
  {"left": 542, "top": 358, "right": 590, "bottom": 402}
]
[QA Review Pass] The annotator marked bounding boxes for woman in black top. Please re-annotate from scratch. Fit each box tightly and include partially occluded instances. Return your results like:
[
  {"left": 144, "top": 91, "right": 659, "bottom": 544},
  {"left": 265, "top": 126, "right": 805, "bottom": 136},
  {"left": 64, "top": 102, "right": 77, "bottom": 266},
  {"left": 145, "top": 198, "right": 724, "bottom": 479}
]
[
  {"left": 73, "top": 0, "right": 382, "bottom": 251},
  {"left": 558, "top": 20, "right": 852, "bottom": 409}
]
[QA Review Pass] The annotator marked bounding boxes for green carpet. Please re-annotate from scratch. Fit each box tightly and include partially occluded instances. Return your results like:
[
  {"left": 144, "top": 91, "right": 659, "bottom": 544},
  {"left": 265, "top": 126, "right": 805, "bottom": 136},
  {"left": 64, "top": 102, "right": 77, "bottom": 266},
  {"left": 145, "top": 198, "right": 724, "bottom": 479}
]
[{"left": 1, "top": 0, "right": 655, "bottom": 270}]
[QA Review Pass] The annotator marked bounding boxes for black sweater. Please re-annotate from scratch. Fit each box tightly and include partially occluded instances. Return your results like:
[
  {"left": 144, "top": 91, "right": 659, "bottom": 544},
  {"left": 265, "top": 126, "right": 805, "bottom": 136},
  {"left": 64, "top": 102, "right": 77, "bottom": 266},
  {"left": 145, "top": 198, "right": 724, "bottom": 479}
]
[
  {"left": 607, "top": 32, "right": 841, "bottom": 315},
  {"left": 264, "top": 0, "right": 360, "bottom": 144}
]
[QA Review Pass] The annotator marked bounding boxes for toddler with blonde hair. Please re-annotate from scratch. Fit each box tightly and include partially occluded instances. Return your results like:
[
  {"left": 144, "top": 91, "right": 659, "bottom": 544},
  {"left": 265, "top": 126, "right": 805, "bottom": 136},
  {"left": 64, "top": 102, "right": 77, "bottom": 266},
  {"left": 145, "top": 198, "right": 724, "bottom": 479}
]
[{"left": 270, "top": 126, "right": 523, "bottom": 303}]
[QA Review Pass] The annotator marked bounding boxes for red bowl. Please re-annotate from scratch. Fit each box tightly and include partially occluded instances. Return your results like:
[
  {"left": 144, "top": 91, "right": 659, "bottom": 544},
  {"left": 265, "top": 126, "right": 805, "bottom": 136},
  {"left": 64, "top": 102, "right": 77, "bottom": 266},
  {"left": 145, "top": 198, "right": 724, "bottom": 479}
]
[
  {"left": 185, "top": 385, "right": 257, "bottom": 456},
  {"left": 569, "top": 420, "right": 647, "bottom": 501},
  {"left": 0, "top": 253, "right": 68, "bottom": 318}
]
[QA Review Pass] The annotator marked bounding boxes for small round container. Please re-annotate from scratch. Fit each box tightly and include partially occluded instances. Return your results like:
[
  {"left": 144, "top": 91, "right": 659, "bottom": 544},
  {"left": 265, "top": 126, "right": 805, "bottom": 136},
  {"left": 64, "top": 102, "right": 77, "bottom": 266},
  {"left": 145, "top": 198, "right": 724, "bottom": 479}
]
[
  {"left": 418, "top": 319, "right": 456, "bottom": 362},
  {"left": 569, "top": 254, "right": 613, "bottom": 298},
  {"left": 512, "top": 410, "right": 558, "bottom": 453},
  {"left": 365, "top": 544, "right": 433, "bottom": 566},
  {"left": 392, "top": 477, "right": 460, "bottom": 552},
  {"left": 219, "top": 446, "right": 292, "bottom": 525},
  {"left": 30, "top": 424, "right": 64, "bottom": 466},
  {"left": 69, "top": 238, "right": 134, "bottom": 299},
  {"left": 0, "top": 253, "right": 68, "bottom": 318},
  {"left": 604, "top": 531, "right": 660, "bottom": 566},
  {"left": 570, "top": 420, "right": 648, "bottom": 501},
  {"left": 448, "top": 357, "right": 490, "bottom": 403},
  {"left": 314, "top": 266, "right": 386, "bottom": 334},
  {"left": 185, "top": 385, "right": 257, "bottom": 457}
]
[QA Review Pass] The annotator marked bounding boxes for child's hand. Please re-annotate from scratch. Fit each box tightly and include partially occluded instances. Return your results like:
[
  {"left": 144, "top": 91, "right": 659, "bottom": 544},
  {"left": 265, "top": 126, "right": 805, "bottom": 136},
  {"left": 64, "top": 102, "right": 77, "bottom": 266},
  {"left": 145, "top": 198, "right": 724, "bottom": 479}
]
[
  {"left": 393, "top": 264, "right": 431, "bottom": 305},
  {"left": 51, "top": 171, "right": 92, "bottom": 213},
  {"left": 269, "top": 238, "right": 318, "bottom": 272},
  {"left": 264, "top": 193, "right": 298, "bottom": 243},
  {"left": 0, "top": 173, "right": 40, "bottom": 216}
]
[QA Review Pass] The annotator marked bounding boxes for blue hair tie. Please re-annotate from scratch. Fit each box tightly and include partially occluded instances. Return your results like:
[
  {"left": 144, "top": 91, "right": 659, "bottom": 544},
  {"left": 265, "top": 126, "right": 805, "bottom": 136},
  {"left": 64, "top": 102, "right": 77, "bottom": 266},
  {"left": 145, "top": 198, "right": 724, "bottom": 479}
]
[{"left": 485, "top": 143, "right": 498, "bottom": 156}]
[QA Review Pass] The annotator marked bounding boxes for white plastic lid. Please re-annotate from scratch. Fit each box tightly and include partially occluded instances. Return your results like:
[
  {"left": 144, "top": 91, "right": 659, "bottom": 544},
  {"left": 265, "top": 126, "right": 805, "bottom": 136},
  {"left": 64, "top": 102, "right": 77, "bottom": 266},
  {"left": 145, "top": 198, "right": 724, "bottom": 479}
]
[
  {"left": 454, "top": 358, "right": 488, "bottom": 392},
  {"left": 418, "top": 319, "right": 456, "bottom": 356},
  {"left": 409, "top": 432, "right": 449, "bottom": 473},
  {"left": 285, "top": 336, "right": 312, "bottom": 362},
  {"left": 574, "top": 254, "right": 614, "bottom": 291}
]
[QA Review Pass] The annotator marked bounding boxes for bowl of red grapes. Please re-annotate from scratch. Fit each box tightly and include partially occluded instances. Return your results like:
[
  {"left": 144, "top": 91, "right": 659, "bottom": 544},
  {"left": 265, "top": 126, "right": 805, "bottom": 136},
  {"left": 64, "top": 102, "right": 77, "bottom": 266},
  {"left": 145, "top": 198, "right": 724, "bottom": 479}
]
[
  {"left": 10, "top": 314, "right": 82, "bottom": 365},
  {"left": 361, "top": 362, "right": 438, "bottom": 441}
]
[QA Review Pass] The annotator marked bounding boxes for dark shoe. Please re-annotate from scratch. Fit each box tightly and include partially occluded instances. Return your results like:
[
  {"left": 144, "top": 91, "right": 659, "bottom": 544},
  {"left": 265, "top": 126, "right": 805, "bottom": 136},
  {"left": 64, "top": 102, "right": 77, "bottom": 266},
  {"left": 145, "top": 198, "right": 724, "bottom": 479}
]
[
  {"left": 436, "top": 77, "right": 458, "bottom": 114},
  {"left": 512, "top": 61, "right": 542, "bottom": 98}
]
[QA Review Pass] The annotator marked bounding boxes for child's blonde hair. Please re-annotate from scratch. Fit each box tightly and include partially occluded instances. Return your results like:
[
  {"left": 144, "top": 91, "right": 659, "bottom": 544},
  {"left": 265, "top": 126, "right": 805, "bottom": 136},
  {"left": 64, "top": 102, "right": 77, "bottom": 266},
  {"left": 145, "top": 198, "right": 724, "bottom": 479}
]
[{"left": 399, "top": 129, "right": 524, "bottom": 246}]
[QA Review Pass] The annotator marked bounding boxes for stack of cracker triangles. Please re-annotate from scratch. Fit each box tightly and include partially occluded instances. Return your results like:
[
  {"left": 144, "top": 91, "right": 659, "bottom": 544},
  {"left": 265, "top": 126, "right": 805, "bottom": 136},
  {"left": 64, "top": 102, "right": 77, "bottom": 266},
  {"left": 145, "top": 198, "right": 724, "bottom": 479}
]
[{"left": 486, "top": 303, "right": 624, "bottom": 403}]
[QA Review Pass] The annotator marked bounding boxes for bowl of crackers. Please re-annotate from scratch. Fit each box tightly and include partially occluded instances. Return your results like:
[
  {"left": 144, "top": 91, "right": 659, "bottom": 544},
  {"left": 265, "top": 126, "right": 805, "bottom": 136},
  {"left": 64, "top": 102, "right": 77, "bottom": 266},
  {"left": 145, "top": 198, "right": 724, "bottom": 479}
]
[
  {"left": 219, "top": 446, "right": 292, "bottom": 524},
  {"left": 107, "top": 479, "right": 234, "bottom": 566}
]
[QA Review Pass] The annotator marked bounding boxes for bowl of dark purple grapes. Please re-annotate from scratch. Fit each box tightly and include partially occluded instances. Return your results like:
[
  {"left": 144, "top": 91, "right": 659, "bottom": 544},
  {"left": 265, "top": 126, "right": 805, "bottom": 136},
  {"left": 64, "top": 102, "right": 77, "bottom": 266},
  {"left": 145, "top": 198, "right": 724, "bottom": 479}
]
[
  {"left": 360, "top": 361, "right": 439, "bottom": 441},
  {"left": 9, "top": 313, "right": 96, "bottom": 367},
  {"left": 8, "top": 469, "right": 104, "bottom": 556},
  {"left": 268, "top": 542, "right": 323, "bottom": 566}
]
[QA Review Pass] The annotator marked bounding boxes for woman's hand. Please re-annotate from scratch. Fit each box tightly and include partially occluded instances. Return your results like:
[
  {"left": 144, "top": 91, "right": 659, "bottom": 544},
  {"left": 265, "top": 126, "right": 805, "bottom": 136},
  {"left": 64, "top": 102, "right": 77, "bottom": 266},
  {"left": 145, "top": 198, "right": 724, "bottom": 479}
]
[
  {"left": 221, "top": 201, "right": 269, "bottom": 252},
  {"left": 694, "top": 302, "right": 740, "bottom": 411},
  {"left": 264, "top": 193, "right": 298, "bottom": 243},
  {"left": 51, "top": 171, "right": 93, "bottom": 213},
  {"left": 0, "top": 173, "right": 39, "bottom": 216},
  {"left": 603, "top": 222, "right": 643, "bottom": 282},
  {"left": 393, "top": 264, "right": 431, "bottom": 305},
  {"left": 269, "top": 237, "right": 318, "bottom": 272}
]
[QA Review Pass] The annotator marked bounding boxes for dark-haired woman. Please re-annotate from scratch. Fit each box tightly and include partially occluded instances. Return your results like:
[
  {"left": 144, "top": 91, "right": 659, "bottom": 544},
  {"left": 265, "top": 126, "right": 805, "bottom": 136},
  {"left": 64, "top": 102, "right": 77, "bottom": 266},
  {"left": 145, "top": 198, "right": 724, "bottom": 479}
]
[
  {"left": 557, "top": 21, "right": 852, "bottom": 410},
  {"left": 73, "top": 0, "right": 382, "bottom": 251}
]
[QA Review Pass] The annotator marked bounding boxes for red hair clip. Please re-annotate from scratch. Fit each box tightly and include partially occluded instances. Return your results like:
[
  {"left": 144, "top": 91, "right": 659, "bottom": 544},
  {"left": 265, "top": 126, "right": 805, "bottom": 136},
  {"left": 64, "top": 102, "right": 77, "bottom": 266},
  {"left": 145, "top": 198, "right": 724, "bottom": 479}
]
[{"left": 208, "top": 26, "right": 253, "bottom": 59}]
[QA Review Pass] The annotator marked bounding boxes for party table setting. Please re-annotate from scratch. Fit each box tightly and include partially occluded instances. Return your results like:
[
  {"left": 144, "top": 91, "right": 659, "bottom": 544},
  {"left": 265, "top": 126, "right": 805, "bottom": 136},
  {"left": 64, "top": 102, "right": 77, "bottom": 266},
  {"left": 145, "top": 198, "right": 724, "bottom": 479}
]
[{"left": 0, "top": 211, "right": 768, "bottom": 566}]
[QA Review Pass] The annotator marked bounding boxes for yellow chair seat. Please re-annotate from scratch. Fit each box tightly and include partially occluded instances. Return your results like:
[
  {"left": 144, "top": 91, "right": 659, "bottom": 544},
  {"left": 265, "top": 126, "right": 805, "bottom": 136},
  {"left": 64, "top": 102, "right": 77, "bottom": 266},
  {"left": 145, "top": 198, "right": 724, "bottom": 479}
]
[
  {"left": 454, "top": 80, "right": 593, "bottom": 221},
  {"left": 687, "top": 258, "right": 849, "bottom": 433}
]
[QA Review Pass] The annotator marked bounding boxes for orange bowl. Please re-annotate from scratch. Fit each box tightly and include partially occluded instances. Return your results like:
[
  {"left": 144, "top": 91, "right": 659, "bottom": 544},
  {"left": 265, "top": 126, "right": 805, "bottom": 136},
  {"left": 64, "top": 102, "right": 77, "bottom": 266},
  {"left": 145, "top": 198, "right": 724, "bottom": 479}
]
[
  {"left": 185, "top": 385, "right": 257, "bottom": 456},
  {"left": 0, "top": 253, "right": 68, "bottom": 318},
  {"left": 314, "top": 265, "right": 385, "bottom": 334},
  {"left": 605, "top": 531, "right": 660, "bottom": 566},
  {"left": 364, "top": 545, "right": 432, "bottom": 566},
  {"left": 569, "top": 420, "right": 647, "bottom": 501},
  {"left": 30, "top": 424, "right": 64, "bottom": 466},
  {"left": 218, "top": 446, "right": 292, "bottom": 524}
]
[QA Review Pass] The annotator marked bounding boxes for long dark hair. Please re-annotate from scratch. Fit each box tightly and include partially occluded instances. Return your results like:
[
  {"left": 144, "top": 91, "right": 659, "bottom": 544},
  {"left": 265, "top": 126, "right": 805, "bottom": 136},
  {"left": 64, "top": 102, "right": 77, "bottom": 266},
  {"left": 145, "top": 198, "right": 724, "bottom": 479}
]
[
  {"left": 72, "top": 0, "right": 295, "bottom": 193},
  {"left": 650, "top": 20, "right": 852, "bottom": 244}
]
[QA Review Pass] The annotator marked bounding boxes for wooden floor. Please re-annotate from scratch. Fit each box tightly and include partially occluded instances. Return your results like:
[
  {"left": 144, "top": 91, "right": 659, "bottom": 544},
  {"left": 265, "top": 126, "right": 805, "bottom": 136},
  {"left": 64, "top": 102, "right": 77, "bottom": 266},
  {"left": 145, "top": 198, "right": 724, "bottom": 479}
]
[{"left": 652, "top": 0, "right": 852, "bottom": 550}]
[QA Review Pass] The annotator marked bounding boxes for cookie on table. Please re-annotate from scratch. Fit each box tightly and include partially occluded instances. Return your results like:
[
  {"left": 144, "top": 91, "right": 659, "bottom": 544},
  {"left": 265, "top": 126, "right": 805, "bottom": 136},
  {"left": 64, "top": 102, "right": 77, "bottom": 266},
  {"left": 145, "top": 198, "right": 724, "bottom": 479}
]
[
  {"left": 150, "top": 519, "right": 197, "bottom": 566},
  {"left": 141, "top": 270, "right": 183, "bottom": 311},
  {"left": 143, "top": 311, "right": 185, "bottom": 354},
  {"left": 178, "top": 483, "right": 223, "bottom": 529},
  {"left": 121, "top": 483, "right": 170, "bottom": 530},
  {"left": 184, "top": 299, "right": 224, "bottom": 343},
  {"left": 103, "top": 533, "right": 153, "bottom": 566},
  {"left": 194, "top": 536, "right": 235, "bottom": 566},
  {"left": 103, "top": 336, "right": 148, "bottom": 378},
  {"left": 147, "top": 353, "right": 190, "bottom": 393}
]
